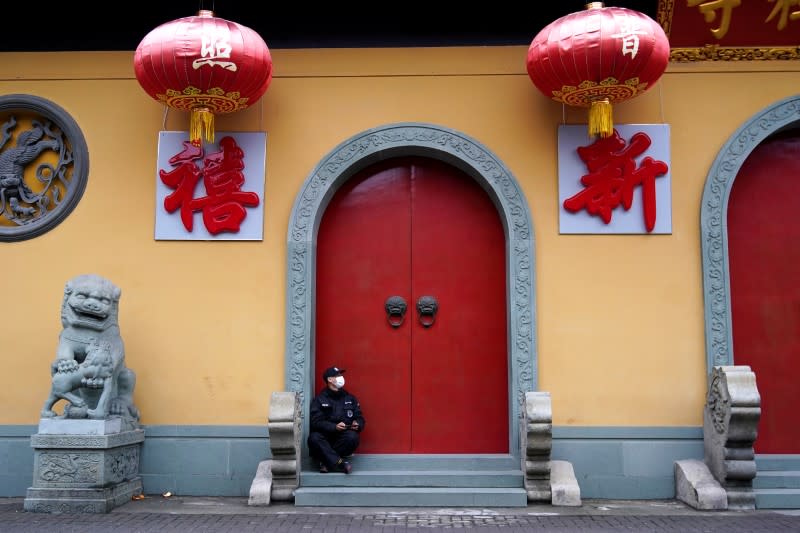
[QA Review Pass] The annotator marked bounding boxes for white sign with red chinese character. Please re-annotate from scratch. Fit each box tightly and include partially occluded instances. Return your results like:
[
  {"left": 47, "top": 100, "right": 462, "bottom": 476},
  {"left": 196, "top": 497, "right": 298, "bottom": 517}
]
[
  {"left": 558, "top": 124, "right": 671, "bottom": 234},
  {"left": 155, "top": 131, "right": 266, "bottom": 240}
]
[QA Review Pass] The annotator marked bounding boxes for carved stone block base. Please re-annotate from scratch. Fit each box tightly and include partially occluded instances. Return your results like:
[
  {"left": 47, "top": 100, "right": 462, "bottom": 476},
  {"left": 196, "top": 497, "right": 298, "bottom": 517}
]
[
  {"left": 24, "top": 422, "right": 144, "bottom": 513},
  {"left": 24, "top": 478, "right": 143, "bottom": 514}
]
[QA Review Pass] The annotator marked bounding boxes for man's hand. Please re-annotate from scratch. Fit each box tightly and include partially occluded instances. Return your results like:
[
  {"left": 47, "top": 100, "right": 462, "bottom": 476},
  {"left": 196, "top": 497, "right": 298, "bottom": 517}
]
[
  {"left": 336, "top": 422, "right": 347, "bottom": 431},
  {"left": 350, "top": 421, "right": 360, "bottom": 431}
]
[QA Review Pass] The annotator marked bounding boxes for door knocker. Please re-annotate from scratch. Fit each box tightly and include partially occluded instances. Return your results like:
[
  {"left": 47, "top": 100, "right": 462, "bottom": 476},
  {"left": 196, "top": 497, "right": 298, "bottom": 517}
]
[
  {"left": 416, "top": 295, "right": 438, "bottom": 328},
  {"left": 385, "top": 296, "right": 407, "bottom": 328}
]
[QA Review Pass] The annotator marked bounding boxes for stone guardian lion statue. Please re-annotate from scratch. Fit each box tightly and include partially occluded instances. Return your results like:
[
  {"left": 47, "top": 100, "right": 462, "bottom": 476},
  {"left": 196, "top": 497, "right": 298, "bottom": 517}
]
[{"left": 41, "top": 274, "right": 140, "bottom": 425}]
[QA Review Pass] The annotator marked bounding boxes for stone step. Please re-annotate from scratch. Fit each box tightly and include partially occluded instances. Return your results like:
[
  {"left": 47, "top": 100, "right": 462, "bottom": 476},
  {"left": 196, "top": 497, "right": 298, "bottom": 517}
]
[
  {"left": 755, "top": 488, "right": 800, "bottom": 509},
  {"left": 302, "top": 454, "right": 519, "bottom": 471},
  {"left": 754, "top": 471, "right": 800, "bottom": 489},
  {"left": 294, "top": 486, "right": 528, "bottom": 507},
  {"left": 302, "top": 469, "right": 524, "bottom": 488},
  {"left": 755, "top": 455, "right": 800, "bottom": 471}
]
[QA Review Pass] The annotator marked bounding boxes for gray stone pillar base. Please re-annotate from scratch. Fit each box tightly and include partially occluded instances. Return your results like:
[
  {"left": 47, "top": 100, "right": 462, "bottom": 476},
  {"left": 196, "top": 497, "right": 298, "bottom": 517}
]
[
  {"left": 550, "top": 460, "right": 582, "bottom": 507},
  {"left": 24, "top": 478, "right": 143, "bottom": 514},
  {"left": 674, "top": 459, "right": 727, "bottom": 510},
  {"left": 248, "top": 460, "right": 273, "bottom": 506},
  {"left": 24, "top": 419, "right": 144, "bottom": 513}
]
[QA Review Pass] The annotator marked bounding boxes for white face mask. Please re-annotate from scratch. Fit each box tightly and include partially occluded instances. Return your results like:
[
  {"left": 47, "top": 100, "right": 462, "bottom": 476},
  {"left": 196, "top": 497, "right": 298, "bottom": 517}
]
[{"left": 333, "top": 376, "right": 345, "bottom": 389}]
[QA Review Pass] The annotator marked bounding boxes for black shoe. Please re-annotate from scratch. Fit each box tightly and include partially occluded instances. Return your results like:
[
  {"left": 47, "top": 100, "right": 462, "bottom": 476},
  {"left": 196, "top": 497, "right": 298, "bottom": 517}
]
[
  {"left": 319, "top": 464, "right": 328, "bottom": 473},
  {"left": 340, "top": 461, "right": 352, "bottom": 474}
]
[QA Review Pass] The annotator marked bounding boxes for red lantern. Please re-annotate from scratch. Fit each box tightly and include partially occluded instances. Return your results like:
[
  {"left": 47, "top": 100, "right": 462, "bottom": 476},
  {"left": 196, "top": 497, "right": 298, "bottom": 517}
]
[
  {"left": 134, "top": 10, "right": 273, "bottom": 145},
  {"left": 526, "top": 2, "right": 669, "bottom": 138}
]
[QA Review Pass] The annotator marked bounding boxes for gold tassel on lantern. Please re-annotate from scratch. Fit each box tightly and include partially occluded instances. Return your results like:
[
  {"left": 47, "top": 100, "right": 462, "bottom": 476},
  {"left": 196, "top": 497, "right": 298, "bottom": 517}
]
[
  {"left": 588, "top": 98, "right": 613, "bottom": 138},
  {"left": 190, "top": 106, "right": 215, "bottom": 146}
]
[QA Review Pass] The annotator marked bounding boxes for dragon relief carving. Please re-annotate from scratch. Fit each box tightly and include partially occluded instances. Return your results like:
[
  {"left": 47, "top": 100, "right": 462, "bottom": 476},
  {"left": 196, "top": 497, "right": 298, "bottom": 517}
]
[
  {"left": 0, "top": 116, "right": 67, "bottom": 224},
  {"left": 41, "top": 274, "right": 140, "bottom": 425}
]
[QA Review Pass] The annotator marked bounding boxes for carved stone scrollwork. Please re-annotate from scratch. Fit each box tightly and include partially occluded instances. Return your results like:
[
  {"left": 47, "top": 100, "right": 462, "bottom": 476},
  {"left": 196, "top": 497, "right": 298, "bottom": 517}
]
[
  {"left": 520, "top": 391, "right": 581, "bottom": 506},
  {"left": 249, "top": 391, "right": 301, "bottom": 506},
  {"left": 703, "top": 365, "right": 761, "bottom": 510},
  {"left": 0, "top": 95, "right": 89, "bottom": 242},
  {"left": 268, "top": 391, "right": 301, "bottom": 501},
  {"left": 521, "top": 391, "right": 552, "bottom": 502}
]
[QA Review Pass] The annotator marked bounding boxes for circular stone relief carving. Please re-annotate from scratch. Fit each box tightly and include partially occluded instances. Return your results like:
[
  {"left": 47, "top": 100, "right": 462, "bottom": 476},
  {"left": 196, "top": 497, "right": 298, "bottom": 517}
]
[{"left": 0, "top": 94, "right": 89, "bottom": 242}]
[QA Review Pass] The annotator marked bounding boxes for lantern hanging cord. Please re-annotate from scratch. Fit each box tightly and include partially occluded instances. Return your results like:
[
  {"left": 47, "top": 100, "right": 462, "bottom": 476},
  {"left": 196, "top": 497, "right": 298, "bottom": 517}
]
[
  {"left": 562, "top": 103, "right": 566, "bottom": 125},
  {"left": 162, "top": 106, "right": 169, "bottom": 131}
]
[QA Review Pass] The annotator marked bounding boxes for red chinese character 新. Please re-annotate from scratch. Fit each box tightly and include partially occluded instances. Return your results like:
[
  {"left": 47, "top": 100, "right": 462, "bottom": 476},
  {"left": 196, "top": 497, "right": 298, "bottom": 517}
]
[{"left": 563, "top": 129, "right": 668, "bottom": 232}]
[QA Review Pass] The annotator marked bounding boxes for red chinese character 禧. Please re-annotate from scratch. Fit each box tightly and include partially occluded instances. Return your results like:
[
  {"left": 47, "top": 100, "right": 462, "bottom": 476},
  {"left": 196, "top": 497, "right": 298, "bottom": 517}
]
[
  {"left": 563, "top": 129, "right": 668, "bottom": 232},
  {"left": 159, "top": 136, "right": 260, "bottom": 235}
]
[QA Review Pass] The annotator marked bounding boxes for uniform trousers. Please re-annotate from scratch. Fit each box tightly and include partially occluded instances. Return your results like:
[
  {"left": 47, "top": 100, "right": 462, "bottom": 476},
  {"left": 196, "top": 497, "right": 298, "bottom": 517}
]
[{"left": 307, "top": 430, "right": 360, "bottom": 468}]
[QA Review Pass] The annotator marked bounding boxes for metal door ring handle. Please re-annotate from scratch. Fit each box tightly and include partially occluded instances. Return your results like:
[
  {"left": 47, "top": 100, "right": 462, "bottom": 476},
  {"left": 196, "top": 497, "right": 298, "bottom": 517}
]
[
  {"left": 416, "top": 295, "right": 438, "bottom": 328},
  {"left": 385, "top": 296, "right": 407, "bottom": 328}
]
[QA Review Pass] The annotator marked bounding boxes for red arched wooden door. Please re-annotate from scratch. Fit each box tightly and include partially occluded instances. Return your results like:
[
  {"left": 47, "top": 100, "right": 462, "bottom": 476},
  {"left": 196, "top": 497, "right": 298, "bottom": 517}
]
[
  {"left": 728, "top": 130, "right": 800, "bottom": 454},
  {"left": 315, "top": 157, "right": 508, "bottom": 453}
]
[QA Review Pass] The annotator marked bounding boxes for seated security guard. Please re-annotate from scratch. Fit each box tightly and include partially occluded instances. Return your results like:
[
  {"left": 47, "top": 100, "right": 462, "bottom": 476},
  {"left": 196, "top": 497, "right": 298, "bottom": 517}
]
[{"left": 307, "top": 366, "right": 366, "bottom": 473}]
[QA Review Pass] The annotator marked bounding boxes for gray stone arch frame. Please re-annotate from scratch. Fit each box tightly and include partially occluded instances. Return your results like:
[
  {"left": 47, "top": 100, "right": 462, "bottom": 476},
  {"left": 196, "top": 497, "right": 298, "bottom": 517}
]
[
  {"left": 285, "top": 122, "right": 537, "bottom": 458},
  {"left": 701, "top": 94, "right": 800, "bottom": 375}
]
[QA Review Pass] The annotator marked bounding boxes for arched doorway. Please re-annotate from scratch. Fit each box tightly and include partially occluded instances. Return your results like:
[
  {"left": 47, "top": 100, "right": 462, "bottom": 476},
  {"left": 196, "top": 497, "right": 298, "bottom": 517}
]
[
  {"left": 285, "top": 123, "right": 537, "bottom": 461},
  {"left": 700, "top": 95, "right": 800, "bottom": 454},
  {"left": 727, "top": 128, "right": 800, "bottom": 453},
  {"left": 315, "top": 157, "right": 508, "bottom": 453}
]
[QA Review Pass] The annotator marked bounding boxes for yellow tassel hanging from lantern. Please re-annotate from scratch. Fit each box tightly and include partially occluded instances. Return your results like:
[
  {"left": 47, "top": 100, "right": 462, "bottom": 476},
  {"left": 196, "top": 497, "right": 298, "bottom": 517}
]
[
  {"left": 190, "top": 106, "right": 215, "bottom": 146},
  {"left": 588, "top": 98, "right": 613, "bottom": 138}
]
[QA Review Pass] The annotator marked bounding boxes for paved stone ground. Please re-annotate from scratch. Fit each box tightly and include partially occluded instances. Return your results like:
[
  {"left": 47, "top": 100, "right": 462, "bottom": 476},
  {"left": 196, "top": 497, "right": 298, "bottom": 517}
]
[{"left": 2, "top": 497, "right": 800, "bottom": 532}]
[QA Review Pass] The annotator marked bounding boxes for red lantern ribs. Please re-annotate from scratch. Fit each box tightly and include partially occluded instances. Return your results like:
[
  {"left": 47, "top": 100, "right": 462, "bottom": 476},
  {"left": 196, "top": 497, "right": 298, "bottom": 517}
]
[
  {"left": 526, "top": 2, "right": 670, "bottom": 138},
  {"left": 134, "top": 10, "right": 273, "bottom": 146}
]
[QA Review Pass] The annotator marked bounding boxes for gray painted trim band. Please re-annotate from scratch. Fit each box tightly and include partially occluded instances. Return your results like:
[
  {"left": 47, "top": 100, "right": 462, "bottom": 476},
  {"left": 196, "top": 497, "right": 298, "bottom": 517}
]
[
  {"left": 0, "top": 425, "right": 37, "bottom": 437},
  {"left": 2, "top": 424, "right": 699, "bottom": 439},
  {"left": 0, "top": 425, "right": 268, "bottom": 438},
  {"left": 140, "top": 425, "right": 268, "bottom": 438},
  {"left": 553, "top": 426, "right": 702, "bottom": 439}
]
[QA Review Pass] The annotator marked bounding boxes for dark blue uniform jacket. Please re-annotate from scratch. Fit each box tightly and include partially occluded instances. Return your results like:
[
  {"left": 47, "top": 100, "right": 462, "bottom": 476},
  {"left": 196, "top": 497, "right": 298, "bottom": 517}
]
[{"left": 309, "top": 387, "right": 366, "bottom": 435}]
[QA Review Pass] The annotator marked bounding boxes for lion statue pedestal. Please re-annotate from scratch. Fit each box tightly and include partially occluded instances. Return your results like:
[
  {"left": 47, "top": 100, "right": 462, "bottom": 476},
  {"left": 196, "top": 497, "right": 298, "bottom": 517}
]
[{"left": 24, "top": 274, "right": 145, "bottom": 514}]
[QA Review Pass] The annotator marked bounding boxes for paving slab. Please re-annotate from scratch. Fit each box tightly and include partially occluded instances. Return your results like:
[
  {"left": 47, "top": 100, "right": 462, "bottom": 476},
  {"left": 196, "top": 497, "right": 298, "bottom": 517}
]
[{"left": 2, "top": 496, "right": 800, "bottom": 532}]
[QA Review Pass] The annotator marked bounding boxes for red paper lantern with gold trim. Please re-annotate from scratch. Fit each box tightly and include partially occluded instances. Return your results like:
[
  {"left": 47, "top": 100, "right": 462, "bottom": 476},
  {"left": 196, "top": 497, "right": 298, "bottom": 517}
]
[
  {"left": 134, "top": 10, "right": 272, "bottom": 145},
  {"left": 526, "top": 2, "right": 669, "bottom": 138}
]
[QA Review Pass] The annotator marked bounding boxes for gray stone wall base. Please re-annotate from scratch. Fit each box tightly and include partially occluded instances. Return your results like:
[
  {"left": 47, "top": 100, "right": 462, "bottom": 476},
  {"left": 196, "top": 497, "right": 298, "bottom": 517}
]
[
  {"left": 674, "top": 459, "right": 727, "bottom": 510},
  {"left": 550, "top": 460, "right": 581, "bottom": 507},
  {"left": 23, "top": 477, "right": 142, "bottom": 513},
  {"left": 248, "top": 460, "right": 273, "bottom": 506}
]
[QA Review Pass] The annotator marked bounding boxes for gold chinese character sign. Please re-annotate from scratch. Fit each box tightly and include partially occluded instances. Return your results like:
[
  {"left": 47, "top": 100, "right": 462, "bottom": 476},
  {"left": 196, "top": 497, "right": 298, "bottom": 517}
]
[{"left": 659, "top": 0, "right": 800, "bottom": 61}]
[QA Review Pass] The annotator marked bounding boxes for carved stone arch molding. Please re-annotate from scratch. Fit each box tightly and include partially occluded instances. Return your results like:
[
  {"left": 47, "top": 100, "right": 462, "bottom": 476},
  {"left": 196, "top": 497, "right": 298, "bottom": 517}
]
[
  {"left": 0, "top": 94, "right": 89, "bottom": 242},
  {"left": 285, "top": 122, "right": 537, "bottom": 453},
  {"left": 701, "top": 94, "right": 800, "bottom": 374}
]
